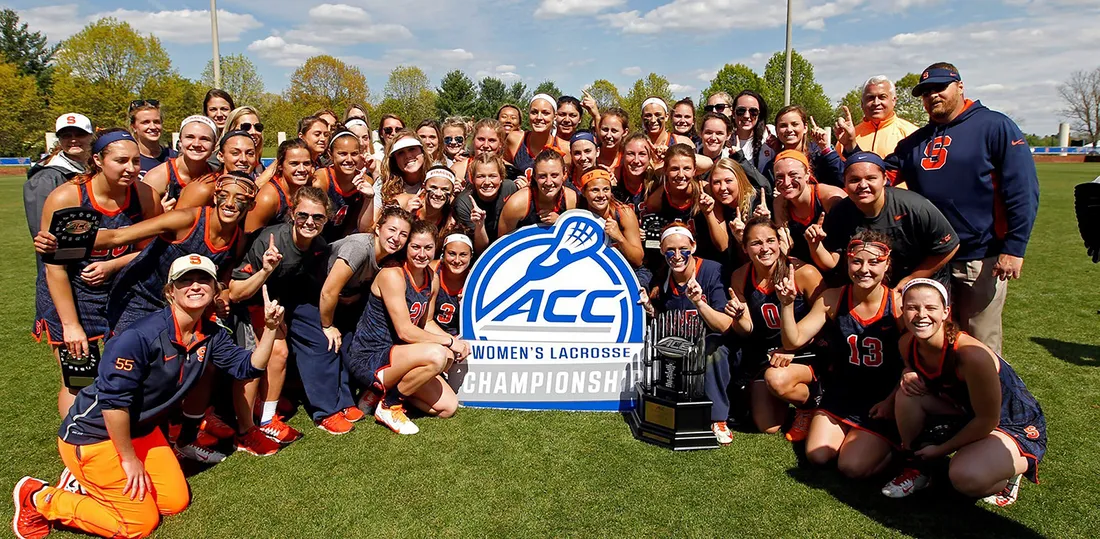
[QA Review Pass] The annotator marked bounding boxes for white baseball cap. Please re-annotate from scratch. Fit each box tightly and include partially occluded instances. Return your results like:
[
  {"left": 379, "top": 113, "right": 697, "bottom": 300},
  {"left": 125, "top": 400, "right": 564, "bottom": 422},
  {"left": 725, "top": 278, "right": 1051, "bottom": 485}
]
[
  {"left": 168, "top": 254, "right": 218, "bottom": 283},
  {"left": 55, "top": 113, "right": 93, "bottom": 135}
]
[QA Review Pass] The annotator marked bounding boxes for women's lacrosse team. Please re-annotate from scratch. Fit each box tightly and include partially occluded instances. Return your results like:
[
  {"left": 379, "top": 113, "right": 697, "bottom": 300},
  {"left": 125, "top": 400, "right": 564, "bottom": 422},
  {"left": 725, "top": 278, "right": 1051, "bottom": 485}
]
[{"left": 13, "top": 70, "right": 1045, "bottom": 539}]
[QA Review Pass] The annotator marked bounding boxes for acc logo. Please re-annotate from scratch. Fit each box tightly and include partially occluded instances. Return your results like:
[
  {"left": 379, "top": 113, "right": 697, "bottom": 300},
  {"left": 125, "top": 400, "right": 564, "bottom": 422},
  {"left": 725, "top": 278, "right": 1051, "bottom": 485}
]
[
  {"left": 461, "top": 210, "right": 643, "bottom": 344},
  {"left": 655, "top": 336, "right": 693, "bottom": 358}
]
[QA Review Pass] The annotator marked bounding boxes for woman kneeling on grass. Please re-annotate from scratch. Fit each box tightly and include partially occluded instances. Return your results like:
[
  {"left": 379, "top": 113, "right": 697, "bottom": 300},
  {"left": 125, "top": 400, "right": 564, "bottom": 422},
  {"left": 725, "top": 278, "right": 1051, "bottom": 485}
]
[
  {"left": 345, "top": 221, "right": 470, "bottom": 435},
  {"left": 880, "top": 279, "right": 1046, "bottom": 507},
  {"left": 13, "top": 254, "right": 284, "bottom": 539},
  {"left": 777, "top": 231, "right": 904, "bottom": 478}
]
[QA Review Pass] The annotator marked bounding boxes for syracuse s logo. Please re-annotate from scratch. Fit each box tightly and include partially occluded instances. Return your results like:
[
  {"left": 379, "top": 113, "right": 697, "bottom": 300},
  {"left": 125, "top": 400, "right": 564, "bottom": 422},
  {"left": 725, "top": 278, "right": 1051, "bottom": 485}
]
[{"left": 462, "top": 210, "right": 644, "bottom": 344}]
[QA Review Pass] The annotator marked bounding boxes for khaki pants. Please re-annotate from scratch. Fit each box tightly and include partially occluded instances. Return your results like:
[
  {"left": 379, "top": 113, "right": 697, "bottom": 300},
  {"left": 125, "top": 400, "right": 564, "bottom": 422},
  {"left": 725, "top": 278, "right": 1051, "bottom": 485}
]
[{"left": 950, "top": 256, "right": 1008, "bottom": 356}]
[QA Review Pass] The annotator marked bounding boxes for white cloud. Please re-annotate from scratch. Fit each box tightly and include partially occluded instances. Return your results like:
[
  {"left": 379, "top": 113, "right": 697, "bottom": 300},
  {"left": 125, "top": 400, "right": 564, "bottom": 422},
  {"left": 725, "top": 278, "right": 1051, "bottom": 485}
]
[
  {"left": 247, "top": 36, "right": 324, "bottom": 67},
  {"left": 347, "top": 48, "right": 476, "bottom": 75},
  {"left": 535, "top": 0, "right": 627, "bottom": 18},
  {"left": 19, "top": 4, "right": 261, "bottom": 43},
  {"left": 282, "top": 3, "right": 412, "bottom": 44},
  {"left": 496, "top": 64, "right": 517, "bottom": 72},
  {"left": 621, "top": 66, "right": 642, "bottom": 76},
  {"left": 890, "top": 31, "right": 946, "bottom": 46},
  {"left": 669, "top": 83, "right": 696, "bottom": 95}
]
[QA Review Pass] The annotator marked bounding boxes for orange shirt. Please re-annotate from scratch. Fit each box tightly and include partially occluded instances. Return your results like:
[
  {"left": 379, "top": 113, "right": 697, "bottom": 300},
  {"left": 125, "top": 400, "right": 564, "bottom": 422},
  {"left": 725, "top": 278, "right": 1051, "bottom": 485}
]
[{"left": 839, "top": 113, "right": 919, "bottom": 158}]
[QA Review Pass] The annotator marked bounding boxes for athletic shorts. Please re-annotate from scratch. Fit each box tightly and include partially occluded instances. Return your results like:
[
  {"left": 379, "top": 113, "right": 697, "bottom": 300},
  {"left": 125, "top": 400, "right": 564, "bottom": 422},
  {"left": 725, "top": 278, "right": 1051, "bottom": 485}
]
[{"left": 345, "top": 348, "right": 393, "bottom": 391}]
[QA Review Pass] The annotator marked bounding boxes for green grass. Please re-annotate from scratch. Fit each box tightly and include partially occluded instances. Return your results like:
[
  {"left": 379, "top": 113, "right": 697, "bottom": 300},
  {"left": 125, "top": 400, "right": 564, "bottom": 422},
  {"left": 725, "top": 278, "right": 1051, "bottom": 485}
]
[{"left": 2, "top": 165, "right": 1098, "bottom": 538}]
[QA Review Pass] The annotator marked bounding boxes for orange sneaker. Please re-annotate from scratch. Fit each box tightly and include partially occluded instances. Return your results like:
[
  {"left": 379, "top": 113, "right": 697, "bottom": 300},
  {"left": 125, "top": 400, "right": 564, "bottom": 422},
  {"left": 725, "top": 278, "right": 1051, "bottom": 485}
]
[
  {"left": 316, "top": 412, "right": 354, "bottom": 435},
  {"left": 235, "top": 426, "right": 281, "bottom": 456},
  {"left": 785, "top": 409, "right": 812, "bottom": 442},
  {"left": 341, "top": 406, "right": 365, "bottom": 423},
  {"left": 200, "top": 410, "right": 236, "bottom": 440},
  {"left": 12, "top": 476, "right": 49, "bottom": 539},
  {"left": 259, "top": 416, "right": 302, "bottom": 444}
]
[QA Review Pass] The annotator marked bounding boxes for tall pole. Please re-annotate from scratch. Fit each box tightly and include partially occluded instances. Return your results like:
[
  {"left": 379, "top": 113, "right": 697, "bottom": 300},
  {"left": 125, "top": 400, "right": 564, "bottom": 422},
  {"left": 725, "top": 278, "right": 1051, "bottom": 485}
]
[
  {"left": 210, "top": 0, "right": 221, "bottom": 88},
  {"left": 783, "top": 0, "right": 792, "bottom": 106}
]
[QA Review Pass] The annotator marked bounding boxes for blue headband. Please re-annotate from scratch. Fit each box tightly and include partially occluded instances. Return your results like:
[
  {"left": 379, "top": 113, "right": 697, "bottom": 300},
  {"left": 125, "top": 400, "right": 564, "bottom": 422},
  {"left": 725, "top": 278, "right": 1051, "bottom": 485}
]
[
  {"left": 570, "top": 131, "right": 597, "bottom": 147},
  {"left": 92, "top": 131, "right": 136, "bottom": 154},
  {"left": 846, "top": 151, "right": 887, "bottom": 172}
]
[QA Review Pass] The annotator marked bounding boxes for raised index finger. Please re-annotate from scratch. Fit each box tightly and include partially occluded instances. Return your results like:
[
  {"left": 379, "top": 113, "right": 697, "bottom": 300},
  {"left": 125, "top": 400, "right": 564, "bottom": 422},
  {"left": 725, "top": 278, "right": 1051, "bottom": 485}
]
[
  {"left": 810, "top": 116, "right": 819, "bottom": 130},
  {"left": 843, "top": 106, "right": 852, "bottom": 122},
  {"left": 268, "top": 234, "right": 275, "bottom": 250},
  {"left": 262, "top": 284, "right": 271, "bottom": 305}
]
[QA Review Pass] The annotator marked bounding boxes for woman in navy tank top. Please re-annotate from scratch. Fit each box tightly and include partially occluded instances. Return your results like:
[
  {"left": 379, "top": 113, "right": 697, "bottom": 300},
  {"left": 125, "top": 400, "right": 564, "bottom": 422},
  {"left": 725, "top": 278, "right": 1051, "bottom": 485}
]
[
  {"left": 246, "top": 139, "right": 316, "bottom": 234},
  {"left": 498, "top": 150, "right": 577, "bottom": 235},
  {"left": 505, "top": 94, "right": 557, "bottom": 180}
]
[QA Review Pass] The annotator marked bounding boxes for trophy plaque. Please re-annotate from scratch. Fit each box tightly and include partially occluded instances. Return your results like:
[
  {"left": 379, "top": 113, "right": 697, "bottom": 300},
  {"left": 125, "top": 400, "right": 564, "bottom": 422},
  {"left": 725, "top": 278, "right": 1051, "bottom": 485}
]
[
  {"left": 640, "top": 212, "right": 668, "bottom": 250},
  {"left": 627, "top": 310, "right": 719, "bottom": 450},
  {"left": 59, "top": 342, "right": 101, "bottom": 389},
  {"left": 44, "top": 208, "right": 102, "bottom": 264}
]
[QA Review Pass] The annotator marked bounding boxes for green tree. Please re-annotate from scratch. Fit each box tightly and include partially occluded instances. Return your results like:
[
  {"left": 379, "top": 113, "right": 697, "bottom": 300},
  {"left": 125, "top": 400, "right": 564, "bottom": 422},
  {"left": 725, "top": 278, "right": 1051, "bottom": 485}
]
[
  {"left": 506, "top": 81, "right": 528, "bottom": 107},
  {"left": 56, "top": 18, "right": 172, "bottom": 97},
  {"left": 701, "top": 63, "right": 762, "bottom": 105},
  {"left": 622, "top": 73, "right": 675, "bottom": 131},
  {"left": 762, "top": 50, "right": 833, "bottom": 126},
  {"left": 144, "top": 74, "right": 204, "bottom": 141},
  {"left": 201, "top": 54, "right": 264, "bottom": 106},
  {"left": 894, "top": 73, "right": 926, "bottom": 125},
  {"left": 477, "top": 77, "right": 509, "bottom": 120},
  {"left": 286, "top": 55, "right": 370, "bottom": 114},
  {"left": 380, "top": 65, "right": 437, "bottom": 126},
  {"left": 585, "top": 79, "right": 622, "bottom": 111},
  {"left": 436, "top": 70, "right": 478, "bottom": 119},
  {"left": 0, "top": 9, "right": 57, "bottom": 94},
  {"left": 259, "top": 92, "right": 311, "bottom": 143},
  {"left": 0, "top": 62, "right": 48, "bottom": 156},
  {"left": 533, "top": 80, "right": 561, "bottom": 99},
  {"left": 836, "top": 86, "right": 864, "bottom": 124}
]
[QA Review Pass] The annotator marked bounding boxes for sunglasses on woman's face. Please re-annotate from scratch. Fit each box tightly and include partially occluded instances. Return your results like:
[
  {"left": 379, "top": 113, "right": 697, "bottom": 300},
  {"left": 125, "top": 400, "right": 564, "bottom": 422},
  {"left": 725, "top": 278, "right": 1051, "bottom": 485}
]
[
  {"left": 294, "top": 212, "right": 328, "bottom": 225},
  {"left": 238, "top": 122, "right": 264, "bottom": 133},
  {"left": 444, "top": 136, "right": 465, "bottom": 145},
  {"left": 382, "top": 126, "right": 400, "bottom": 135},
  {"left": 704, "top": 103, "right": 731, "bottom": 113},
  {"left": 735, "top": 106, "right": 760, "bottom": 118}
]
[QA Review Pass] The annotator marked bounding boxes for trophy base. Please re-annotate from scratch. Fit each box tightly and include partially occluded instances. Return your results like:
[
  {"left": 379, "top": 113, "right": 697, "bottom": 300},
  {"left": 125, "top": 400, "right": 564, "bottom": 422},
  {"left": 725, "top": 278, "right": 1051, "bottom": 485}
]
[{"left": 626, "top": 383, "right": 719, "bottom": 451}]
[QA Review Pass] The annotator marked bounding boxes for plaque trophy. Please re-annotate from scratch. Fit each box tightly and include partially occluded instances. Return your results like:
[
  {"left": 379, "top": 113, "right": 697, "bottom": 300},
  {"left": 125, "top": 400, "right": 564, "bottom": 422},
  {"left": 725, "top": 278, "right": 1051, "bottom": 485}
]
[
  {"left": 43, "top": 208, "right": 102, "bottom": 264},
  {"left": 59, "top": 342, "right": 101, "bottom": 389},
  {"left": 627, "top": 310, "right": 719, "bottom": 450},
  {"left": 640, "top": 212, "right": 668, "bottom": 250}
]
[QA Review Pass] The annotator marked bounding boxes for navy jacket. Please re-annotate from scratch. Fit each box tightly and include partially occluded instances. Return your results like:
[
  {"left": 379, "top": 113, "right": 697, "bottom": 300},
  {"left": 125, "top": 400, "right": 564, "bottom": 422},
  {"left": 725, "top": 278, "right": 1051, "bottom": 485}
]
[
  {"left": 59, "top": 307, "right": 264, "bottom": 445},
  {"left": 887, "top": 100, "right": 1039, "bottom": 261}
]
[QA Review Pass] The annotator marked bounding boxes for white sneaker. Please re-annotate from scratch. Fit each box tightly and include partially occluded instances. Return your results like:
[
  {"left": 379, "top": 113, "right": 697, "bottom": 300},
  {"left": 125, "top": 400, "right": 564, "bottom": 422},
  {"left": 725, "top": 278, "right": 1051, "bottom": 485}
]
[
  {"left": 357, "top": 390, "right": 381, "bottom": 415},
  {"left": 57, "top": 467, "right": 86, "bottom": 495},
  {"left": 175, "top": 442, "right": 228, "bottom": 464},
  {"left": 712, "top": 421, "right": 733, "bottom": 445},
  {"left": 981, "top": 475, "right": 1021, "bottom": 507},
  {"left": 882, "top": 468, "right": 930, "bottom": 498},
  {"left": 374, "top": 403, "right": 419, "bottom": 435}
]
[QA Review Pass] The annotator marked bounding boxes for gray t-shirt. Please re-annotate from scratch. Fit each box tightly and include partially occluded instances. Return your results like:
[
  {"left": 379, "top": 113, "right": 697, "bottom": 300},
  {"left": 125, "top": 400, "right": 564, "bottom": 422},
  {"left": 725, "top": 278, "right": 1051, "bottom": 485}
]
[{"left": 327, "top": 232, "right": 380, "bottom": 296}]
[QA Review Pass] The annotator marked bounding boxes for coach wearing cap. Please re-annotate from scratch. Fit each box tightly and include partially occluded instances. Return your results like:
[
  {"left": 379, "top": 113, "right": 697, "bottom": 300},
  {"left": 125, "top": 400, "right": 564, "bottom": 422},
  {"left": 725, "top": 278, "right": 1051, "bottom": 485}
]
[
  {"left": 805, "top": 151, "right": 959, "bottom": 288},
  {"left": 835, "top": 76, "right": 919, "bottom": 158},
  {"left": 24, "top": 113, "right": 95, "bottom": 272},
  {"left": 886, "top": 62, "right": 1039, "bottom": 356}
]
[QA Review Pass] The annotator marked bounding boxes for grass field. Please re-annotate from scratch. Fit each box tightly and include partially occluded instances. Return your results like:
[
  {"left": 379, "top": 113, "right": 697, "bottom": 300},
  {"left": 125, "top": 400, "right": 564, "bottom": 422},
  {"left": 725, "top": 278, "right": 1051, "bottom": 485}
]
[{"left": 1, "top": 164, "right": 1098, "bottom": 538}]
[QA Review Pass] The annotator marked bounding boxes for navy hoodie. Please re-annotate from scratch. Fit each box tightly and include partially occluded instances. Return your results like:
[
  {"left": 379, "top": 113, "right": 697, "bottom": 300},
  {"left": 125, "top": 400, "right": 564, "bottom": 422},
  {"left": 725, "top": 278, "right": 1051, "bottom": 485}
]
[{"left": 886, "top": 100, "right": 1039, "bottom": 261}]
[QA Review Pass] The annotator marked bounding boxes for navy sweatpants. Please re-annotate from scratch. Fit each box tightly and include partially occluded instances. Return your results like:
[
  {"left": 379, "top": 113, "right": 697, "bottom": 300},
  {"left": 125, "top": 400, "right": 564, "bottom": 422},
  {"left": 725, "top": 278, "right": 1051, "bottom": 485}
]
[
  {"left": 286, "top": 303, "right": 355, "bottom": 421},
  {"left": 703, "top": 335, "right": 739, "bottom": 422}
]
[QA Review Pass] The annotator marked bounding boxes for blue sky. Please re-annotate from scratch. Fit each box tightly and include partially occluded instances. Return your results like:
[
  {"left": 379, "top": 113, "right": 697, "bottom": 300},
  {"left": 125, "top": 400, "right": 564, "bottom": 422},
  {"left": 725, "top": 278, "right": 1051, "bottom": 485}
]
[{"left": 8, "top": 0, "right": 1100, "bottom": 134}]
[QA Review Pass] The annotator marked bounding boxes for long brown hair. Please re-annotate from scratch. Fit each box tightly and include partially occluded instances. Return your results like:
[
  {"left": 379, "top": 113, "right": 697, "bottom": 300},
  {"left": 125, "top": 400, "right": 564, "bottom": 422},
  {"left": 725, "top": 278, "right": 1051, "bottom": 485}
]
[
  {"left": 663, "top": 143, "right": 701, "bottom": 217},
  {"left": 380, "top": 130, "right": 426, "bottom": 204},
  {"left": 742, "top": 216, "right": 790, "bottom": 288}
]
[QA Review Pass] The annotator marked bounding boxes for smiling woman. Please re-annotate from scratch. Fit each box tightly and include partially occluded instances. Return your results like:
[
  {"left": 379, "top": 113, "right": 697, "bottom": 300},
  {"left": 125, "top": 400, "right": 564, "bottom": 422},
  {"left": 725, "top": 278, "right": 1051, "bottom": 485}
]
[{"left": 128, "top": 101, "right": 175, "bottom": 180}]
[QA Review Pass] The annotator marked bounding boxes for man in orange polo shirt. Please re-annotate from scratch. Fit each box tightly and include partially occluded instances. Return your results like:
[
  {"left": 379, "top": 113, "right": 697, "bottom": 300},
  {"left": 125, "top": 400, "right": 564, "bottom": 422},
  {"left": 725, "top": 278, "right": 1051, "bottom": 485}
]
[{"left": 836, "top": 75, "right": 919, "bottom": 158}]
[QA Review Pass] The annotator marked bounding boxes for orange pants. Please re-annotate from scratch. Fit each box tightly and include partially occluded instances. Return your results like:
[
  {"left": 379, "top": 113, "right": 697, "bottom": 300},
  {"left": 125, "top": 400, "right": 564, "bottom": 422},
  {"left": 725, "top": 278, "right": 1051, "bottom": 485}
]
[{"left": 35, "top": 429, "right": 190, "bottom": 538}]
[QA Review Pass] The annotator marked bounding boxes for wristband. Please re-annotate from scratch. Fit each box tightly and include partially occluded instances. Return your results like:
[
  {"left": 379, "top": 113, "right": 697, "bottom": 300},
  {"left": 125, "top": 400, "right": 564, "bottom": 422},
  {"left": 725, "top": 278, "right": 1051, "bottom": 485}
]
[{"left": 449, "top": 335, "right": 455, "bottom": 348}]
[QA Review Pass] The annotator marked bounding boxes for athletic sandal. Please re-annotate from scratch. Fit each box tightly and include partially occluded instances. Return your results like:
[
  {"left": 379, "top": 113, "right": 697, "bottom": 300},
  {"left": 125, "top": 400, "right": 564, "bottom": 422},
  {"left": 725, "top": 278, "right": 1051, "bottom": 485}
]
[
  {"left": 235, "top": 426, "right": 281, "bottom": 456},
  {"left": 341, "top": 406, "right": 366, "bottom": 423},
  {"left": 375, "top": 403, "right": 419, "bottom": 435},
  {"left": 12, "top": 476, "right": 49, "bottom": 539},
  {"left": 785, "top": 409, "right": 812, "bottom": 442},
  {"left": 200, "top": 409, "right": 236, "bottom": 440},
  {"left": 981, "top": 475, "right": 1021, "bottom": 507},
  {"left": 712, "top": 421, "right": 734, "bottom": 445},
  {"left": 259, "top": 416, "right": 303, "bottom": 444},
  {"left": 56, "top": 467, "right": 85, "bottom": 495},
  {"left": 881, "top": 468, "right": 930, "bottom": 498},
  {"left": 316, "top": 412, "right": 354, "bottom": 435}
]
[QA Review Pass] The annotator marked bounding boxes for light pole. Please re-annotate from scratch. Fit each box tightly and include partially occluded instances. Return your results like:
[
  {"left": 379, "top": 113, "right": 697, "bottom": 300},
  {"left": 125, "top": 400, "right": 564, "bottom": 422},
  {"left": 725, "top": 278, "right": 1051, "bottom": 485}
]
[
  {"left": 210, "top": 0, "right": 221, "bottom": 88},
  {"left": 784, "top": 0, "right": 792, "bottom": 106}
]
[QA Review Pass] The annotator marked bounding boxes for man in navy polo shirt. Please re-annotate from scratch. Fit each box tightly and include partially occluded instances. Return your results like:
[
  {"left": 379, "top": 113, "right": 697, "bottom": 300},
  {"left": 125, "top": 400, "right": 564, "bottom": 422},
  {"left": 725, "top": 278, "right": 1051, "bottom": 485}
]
[{"left": 886, "top": 62, "right": 1039, "bottom": 356}]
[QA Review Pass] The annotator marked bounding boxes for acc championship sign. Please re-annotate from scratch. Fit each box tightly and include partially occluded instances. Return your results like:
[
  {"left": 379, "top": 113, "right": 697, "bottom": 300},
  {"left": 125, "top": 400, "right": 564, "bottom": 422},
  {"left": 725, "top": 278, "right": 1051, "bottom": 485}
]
[{"left": 456, "top": 210, "right": 644, "bottom": 411}]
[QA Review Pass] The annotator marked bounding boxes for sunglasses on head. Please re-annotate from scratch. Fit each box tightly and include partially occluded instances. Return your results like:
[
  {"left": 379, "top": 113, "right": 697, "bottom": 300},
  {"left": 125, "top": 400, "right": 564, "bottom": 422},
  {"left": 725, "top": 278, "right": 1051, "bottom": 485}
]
[
  {"left": 444, "top": 136, "right": 465, "bottom": 145},
  {"left": 704, "top": 103, "right": 731, "bottom": 113},
  {"left": 238, "top": 122, "right": 264, "bottom": 133},
  {"left": 846, "top": 240, "right": 891, "bottom": 261},
  {"left": 735, "top": 106, "right": 760, "bottom": 118},
  {"left": 129, "top": 99, "right": 160, "bottom": 111},
  {"left": 294, "top": 211, "right": 328, "bottom": 225}
]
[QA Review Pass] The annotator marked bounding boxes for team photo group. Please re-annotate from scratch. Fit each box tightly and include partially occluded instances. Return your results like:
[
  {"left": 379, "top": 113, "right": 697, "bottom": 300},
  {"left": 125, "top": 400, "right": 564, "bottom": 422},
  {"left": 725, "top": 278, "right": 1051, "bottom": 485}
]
[{"left": 11, "top": 52, "right": 1047, "bottom": 538}]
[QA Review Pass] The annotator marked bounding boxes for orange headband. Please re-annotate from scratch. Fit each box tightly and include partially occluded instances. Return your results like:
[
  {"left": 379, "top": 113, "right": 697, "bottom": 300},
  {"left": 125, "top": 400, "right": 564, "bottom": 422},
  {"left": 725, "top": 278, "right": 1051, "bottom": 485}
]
[
  {"left": 578, "top": 169, "right": 612, "bottom": 190},
  {"left": 775, "top": 149, "right": 810, "bottom": 170}
]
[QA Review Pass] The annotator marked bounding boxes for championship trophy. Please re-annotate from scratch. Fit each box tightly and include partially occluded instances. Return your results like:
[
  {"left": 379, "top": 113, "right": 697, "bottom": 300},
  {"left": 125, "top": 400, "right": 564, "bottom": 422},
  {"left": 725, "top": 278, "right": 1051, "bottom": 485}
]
[
  {"left": 59, "top": 343, "right": 101, "bottom": 389},
  {"left": 627, "top": 310, "right": 719, "bottom": 450},
  {"left": 639, "top": 211, "right": 668, "bottom": 250},
  {"left": 44, "top": 207, "right": 101, "bottom": 264}
]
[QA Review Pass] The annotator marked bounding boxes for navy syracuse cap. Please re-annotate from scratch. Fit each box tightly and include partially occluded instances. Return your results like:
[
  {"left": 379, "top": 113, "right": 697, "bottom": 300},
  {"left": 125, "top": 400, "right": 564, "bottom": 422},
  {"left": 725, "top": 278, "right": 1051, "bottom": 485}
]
[{"left": 913, "top": 66, "right": 962, "bottom": 96}]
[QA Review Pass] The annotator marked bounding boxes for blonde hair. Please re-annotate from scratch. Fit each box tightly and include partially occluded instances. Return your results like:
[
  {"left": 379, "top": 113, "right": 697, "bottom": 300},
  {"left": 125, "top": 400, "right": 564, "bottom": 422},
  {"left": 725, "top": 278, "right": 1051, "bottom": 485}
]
[{"left": 711, "top": 157, "right": 755, "bottom": 217}]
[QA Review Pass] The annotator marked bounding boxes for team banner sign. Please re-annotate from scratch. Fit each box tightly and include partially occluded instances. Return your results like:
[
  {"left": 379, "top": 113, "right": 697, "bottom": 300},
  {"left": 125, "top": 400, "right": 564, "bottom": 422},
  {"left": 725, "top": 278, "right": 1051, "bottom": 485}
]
[{"left": 455, "top": 210, "right": 645, "bottom": 411}]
